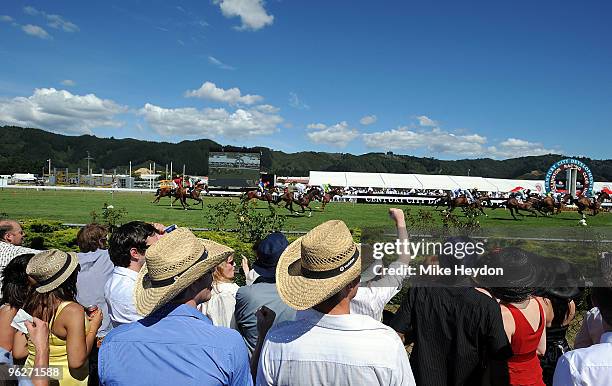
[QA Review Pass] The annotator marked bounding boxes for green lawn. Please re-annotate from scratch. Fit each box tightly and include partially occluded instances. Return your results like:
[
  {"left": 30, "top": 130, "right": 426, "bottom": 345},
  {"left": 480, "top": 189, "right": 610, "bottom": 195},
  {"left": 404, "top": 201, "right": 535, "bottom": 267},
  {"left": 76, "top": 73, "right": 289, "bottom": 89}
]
[{"left": 1, "top": 188, "right": 610, "bottom": 231}]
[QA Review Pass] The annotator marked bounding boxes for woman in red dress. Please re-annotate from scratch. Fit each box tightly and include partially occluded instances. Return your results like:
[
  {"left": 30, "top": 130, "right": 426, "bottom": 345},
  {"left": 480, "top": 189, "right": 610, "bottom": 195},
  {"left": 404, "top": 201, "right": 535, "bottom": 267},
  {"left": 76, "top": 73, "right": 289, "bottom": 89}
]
[{"left": 477, "top": 248, "right": 547, "bottom": 386}]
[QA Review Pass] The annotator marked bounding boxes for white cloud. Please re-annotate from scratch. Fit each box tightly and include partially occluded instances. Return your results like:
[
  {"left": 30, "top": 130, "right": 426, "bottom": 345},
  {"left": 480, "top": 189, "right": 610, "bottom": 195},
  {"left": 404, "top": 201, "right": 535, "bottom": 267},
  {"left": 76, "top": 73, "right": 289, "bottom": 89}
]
[
  {"left": 0, "top": 88, "right": 127, "bottom": 135},
  {"left": 288, "top": 92, "right": 310, "bottom": 110},
  {"left": 0, "top": 15, "right": 14, "bottom": 22},
  {"left": 177, "top": 39, "right": 185, "bottom": 46},
  {"left": 208, "top": 56, "right": 235, "bottom": 71},
  {"left": 46, "top": 14, "right": 79, "bottom": 32},
  {"left": 360, "top": 115, "right": 377, "bottom": 125},
  {"left": 23, "top": 6, "right": 78, "bottom": 32},
  {"left": 60, "top": 79, "right": 76, "bottom": 87},
  {"left": 486, "top": 138, "right": 561, "bottom": 158},
  {"left": 213, "top": 0, "right": 274, "bottom": 31},
  {"left": 416, "top": 115, "right": 437, "bottom": 127},
  {"left": 185, "top": 81, "right": 263, "bottom": 105},
  {"left": 307, "top": 121, "right": 359, "bottom": 147},
  {"left": 21, "top": 24, "right": 51, "bottom": 39},
  {"left": 139, "top": 103, "right": 282, "bottom": 138},
  {"left": 363, "top": 126, "right": 561, "bottom": 159},
  {"left": 363, "top": 127, "right": 487, "bottom": 156},
  {"left": 23, "top": 6, "right": 39, "bottom": 16}
]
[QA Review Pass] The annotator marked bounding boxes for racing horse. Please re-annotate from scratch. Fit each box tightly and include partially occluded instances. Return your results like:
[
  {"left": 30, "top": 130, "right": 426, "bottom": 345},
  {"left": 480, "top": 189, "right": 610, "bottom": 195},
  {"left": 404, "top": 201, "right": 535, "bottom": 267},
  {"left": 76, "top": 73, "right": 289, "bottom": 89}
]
[
  {"left": 183, "top": 184, "right": 209, "bottom": 209},
  {"left": 319, "top": 187, "right": 344, "bottom": 210},
  {"left": 152, "top": 186, "right": 189, "bottom": 210},
  {"left": 446, "top": 194, "right": 492, "bottom": 217},
  {"left": 241, "top": 188, "right": 278, "bottom": 207},
  {"left": 504, "top": 196, "right": 539, "bottom": 220},
  {"left": 571, "top": 191, "right": 611, "bottom": 217},
  {"left": 531, "top": 194, "right": 570, "bottom": 216},
  {"left": 278, "top": 188, "right": 318, "bottom": 217}
]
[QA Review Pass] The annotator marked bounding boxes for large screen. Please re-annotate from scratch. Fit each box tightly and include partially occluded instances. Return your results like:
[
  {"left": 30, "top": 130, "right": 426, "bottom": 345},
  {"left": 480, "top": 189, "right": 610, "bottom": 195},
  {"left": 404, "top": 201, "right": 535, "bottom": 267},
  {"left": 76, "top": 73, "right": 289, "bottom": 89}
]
[{"left": 208, "top": 152, "right": 261, "bottom": 188}]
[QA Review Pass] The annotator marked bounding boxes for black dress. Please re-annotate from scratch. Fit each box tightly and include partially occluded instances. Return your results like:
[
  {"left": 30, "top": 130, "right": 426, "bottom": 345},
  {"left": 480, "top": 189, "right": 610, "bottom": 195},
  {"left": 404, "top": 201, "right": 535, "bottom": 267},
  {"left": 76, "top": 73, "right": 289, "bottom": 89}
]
[{"left": 540, "top": 297, "right": 571, "bottom": 386}]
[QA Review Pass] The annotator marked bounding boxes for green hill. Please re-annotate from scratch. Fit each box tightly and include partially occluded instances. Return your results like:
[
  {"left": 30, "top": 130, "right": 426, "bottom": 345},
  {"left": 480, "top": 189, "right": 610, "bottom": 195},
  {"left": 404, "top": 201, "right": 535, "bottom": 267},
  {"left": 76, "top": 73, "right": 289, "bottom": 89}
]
[{"left": 1, "top": 126, "right": 610, "bottom": 181}]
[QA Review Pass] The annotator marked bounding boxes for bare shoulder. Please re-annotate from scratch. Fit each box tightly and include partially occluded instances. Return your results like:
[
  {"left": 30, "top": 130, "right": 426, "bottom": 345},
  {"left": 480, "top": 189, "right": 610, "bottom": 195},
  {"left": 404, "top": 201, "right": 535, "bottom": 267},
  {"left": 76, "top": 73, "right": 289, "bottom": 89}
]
[{"left": 56, "top": 302, "right": 85, "bottom": 323}]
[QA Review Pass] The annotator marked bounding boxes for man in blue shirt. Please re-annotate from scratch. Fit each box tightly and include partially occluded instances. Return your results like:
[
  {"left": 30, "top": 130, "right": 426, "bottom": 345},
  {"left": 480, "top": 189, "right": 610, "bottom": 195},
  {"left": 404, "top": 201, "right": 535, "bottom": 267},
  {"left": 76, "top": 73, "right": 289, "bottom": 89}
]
[
  {"left": 99, "top": 227, "right": 252, "bottom": 386},
  {"left": 235, "top": 232, "right": 296, "bottom": 355}
]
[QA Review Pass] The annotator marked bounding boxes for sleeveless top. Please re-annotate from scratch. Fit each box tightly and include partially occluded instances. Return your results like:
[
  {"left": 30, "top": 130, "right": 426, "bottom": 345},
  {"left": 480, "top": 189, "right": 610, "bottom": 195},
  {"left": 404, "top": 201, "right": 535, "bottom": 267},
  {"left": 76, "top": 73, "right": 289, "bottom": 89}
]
[
  {"left": 540, "top": 297, "right": 571, "bottom": 386},
  {"left": 25, "top": 301, "right": 90, "bottom": 385},
  {"left": 506, "top": 299, "right": 546, "bottom": 386}
]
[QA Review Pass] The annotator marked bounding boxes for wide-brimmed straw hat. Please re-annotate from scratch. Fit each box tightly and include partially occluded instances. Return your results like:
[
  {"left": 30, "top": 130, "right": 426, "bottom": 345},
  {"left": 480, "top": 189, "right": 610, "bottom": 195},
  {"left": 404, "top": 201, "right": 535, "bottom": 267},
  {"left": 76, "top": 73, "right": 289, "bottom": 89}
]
[
  {"left": 26, "top": 249, "right": 80, "bottom": 293},
  {"left": 276, "top": 220, "right": 361, "bottom": 310},
  {"left": 134, "top": 227, "right": 233, "bottom": 316}
]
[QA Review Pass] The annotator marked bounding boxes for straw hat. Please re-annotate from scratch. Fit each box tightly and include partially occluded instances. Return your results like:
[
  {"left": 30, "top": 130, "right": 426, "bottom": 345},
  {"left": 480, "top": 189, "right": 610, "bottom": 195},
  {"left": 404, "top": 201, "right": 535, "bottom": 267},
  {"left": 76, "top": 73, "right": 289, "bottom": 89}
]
[
  {"left": 134, "top": 227, "right": 233, "bottom": 316},
  {"left": 26, "top": 249, "right": 80, "bottom": 293},
  {"left": 276, "top": 220, "right": 361, "bottom": 310}
]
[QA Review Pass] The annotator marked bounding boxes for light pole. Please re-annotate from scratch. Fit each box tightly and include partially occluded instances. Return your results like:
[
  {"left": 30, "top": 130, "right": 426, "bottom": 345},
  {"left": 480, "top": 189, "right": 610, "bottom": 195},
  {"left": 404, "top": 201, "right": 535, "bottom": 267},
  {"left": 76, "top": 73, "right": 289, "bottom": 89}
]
[{"left": 85, "top": 151, "right": 94, "bottom": 176}]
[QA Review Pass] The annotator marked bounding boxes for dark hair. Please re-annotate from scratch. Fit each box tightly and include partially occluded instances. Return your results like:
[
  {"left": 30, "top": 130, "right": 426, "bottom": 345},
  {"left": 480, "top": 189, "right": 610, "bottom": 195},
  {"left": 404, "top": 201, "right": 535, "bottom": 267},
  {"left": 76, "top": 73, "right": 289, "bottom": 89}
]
[
  {"left": 23, "top": 266, "right": 80, "bottom": 324},
  {"left": 0, "top": 253, "right": 34, "bottom": 308},
  {"left": 592, "top": 287, "right": 612, "bottom": 326},
  {"left": 76, "top": 223, "right": 108, "bottom": 253},
  {"left": 489, "top": 287, "right": 536, "bottom": 303},
  {"left": 108, "top": 221, "right": 157, "bottom": 267}
]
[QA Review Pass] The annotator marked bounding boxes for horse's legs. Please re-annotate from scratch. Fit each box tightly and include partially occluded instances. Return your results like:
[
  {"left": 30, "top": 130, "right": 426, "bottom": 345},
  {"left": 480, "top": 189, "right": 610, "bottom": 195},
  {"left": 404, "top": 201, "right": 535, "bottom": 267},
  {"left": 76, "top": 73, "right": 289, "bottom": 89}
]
[
  {"left": 479, "top": 206, "right": 487, "bottom": 217},
  {"left": 510, "top": 207, "right": 518, "bottom": 220}
]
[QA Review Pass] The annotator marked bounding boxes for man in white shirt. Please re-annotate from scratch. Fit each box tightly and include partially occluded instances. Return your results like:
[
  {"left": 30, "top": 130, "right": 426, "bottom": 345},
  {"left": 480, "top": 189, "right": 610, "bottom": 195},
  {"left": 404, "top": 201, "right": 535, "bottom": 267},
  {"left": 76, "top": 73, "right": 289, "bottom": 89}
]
[
  {"left": 255, "top": 220, "right": 415, "bottom": 386},
  {"left": 105, "top": 221, "right": 163, "bottom": 326},
  {"left": 553, "top": 287, "right": 612, "bottom": 386},
  {"left": 0, "top": 220, "right": 38, "bottom": 295},
  {"left": 351, "top": 208, "right": 410, "bottom": 321}
]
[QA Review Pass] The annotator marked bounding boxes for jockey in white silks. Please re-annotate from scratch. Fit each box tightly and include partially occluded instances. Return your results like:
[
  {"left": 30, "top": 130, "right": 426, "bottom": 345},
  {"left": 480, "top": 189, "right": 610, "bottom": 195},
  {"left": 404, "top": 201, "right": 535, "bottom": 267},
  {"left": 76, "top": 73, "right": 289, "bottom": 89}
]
[{"left": 294, "top": 183, "right": 306, "bottom": 200}]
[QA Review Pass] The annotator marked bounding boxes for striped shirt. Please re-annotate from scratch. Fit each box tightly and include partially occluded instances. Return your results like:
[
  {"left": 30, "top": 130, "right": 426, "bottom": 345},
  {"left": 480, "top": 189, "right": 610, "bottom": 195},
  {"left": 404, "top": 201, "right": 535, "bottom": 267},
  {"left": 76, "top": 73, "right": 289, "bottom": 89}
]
[{"left": 256, "top": 308, "right": 416, "bottom": 386}]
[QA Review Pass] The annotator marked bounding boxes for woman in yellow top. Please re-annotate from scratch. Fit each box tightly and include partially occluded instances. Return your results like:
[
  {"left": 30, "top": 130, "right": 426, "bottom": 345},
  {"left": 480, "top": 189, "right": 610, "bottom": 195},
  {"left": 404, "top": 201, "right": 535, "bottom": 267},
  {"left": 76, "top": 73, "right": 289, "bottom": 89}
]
[{"left": 13, "top": 249, "right": 102, "bottom": 385}]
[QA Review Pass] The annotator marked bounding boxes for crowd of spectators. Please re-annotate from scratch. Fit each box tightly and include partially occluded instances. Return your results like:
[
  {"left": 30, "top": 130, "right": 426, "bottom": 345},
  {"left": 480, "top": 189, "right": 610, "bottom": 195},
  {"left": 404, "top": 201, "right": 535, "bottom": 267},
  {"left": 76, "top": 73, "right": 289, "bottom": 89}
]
[{"left": 0, "top": 215, "right": 610, "bottom": 385}]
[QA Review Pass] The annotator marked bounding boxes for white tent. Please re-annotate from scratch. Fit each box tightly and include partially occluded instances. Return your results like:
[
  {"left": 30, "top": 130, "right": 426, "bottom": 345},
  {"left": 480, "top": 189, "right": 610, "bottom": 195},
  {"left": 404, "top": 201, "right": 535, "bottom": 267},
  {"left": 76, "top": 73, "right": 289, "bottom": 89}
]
[
  {"left": 379, "top": 173, "right": 423, "bottom": 189},
  {"left": 309, "top": 170, "right": 609, "bottom": 194},
  {"left": 484, "top": 178, "right": 544, "bottom": 192},
  {"left": 413, "top": 174, "right": 458, "bottom": 190},
  {"left": 448, "top": 176, "right": 498, "bottom": 192},
  {"left": 594, "top": 181, "right": 611, "bottom": 192},
  {"left": 308, "top": 171, "right": 347, "bottom": 187},
  {"left": 345, "top": 172, "right": 385, "bottom": 188}
]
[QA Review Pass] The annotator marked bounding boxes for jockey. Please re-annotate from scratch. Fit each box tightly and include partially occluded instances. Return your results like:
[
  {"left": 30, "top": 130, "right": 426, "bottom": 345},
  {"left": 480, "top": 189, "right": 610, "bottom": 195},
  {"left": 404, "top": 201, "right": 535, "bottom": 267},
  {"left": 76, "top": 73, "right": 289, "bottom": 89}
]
[
  {"left": 464, "top": 188, "right": 475, "bottom": 204},
  {"left": 319, "top": 183, "right": 330, "bottom": 196},
  {"left": 172, "top": 175, "right": 183, "bottom": 190},
  {"left": 451, "top": 188, "right": 463, "bottom": 199},
  {"left": 294, "top": 182, "right": 306, "bottom": 200},
  {"left": 257, "top": 178, "right": 265, "bottom": 196}
]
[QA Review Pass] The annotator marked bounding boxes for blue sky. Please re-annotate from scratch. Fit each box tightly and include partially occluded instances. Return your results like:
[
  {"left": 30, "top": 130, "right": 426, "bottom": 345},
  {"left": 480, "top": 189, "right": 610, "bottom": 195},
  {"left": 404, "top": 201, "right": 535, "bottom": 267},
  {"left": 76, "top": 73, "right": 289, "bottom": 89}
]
[{"left": 0, "top": 0, "right": 611, "bottom": 159}]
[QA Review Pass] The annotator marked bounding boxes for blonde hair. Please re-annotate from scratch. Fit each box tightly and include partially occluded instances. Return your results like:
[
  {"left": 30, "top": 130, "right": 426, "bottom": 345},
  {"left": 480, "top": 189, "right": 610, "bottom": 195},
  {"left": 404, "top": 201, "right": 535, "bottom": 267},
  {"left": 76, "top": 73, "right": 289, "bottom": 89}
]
[{"left": 212, "top": 255, "right": 234, "bottom": 284}]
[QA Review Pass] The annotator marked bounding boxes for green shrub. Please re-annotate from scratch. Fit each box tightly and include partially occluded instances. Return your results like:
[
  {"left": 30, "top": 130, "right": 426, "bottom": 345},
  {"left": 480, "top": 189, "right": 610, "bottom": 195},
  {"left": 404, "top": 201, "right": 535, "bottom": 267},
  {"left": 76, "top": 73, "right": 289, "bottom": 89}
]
[{"left": 21, "top": 220, "right": 78, "bottom": 251}]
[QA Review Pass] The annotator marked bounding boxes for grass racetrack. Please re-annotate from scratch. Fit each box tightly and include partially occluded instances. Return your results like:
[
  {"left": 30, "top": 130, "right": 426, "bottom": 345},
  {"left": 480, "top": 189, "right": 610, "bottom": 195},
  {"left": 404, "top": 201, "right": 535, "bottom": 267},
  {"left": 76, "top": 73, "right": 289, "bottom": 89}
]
[{"left": 1, "top": 188, "right": 610, "bottom": 231}]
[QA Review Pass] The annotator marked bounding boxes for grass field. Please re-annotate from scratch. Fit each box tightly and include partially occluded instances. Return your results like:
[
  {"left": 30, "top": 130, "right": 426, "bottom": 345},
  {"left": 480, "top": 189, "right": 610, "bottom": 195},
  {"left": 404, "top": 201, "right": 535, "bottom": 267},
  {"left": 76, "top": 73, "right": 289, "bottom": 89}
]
[{"left": 1, "top": 188, "right": 610, "bottom": 231}]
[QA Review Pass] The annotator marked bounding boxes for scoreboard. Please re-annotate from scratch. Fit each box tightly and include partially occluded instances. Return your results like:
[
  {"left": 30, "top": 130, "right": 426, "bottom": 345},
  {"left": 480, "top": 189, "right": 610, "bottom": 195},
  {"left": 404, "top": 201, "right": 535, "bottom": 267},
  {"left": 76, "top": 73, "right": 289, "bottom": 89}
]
[{"left": 208, "top": 152, "right": 261, "bottom": 188}]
